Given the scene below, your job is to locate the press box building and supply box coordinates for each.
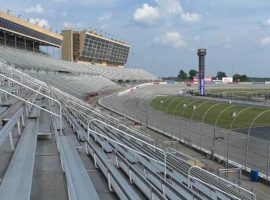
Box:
[62,29,130,67]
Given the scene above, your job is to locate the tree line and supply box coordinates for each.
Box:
[177,69,249,82]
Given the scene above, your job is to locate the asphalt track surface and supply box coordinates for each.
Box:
[234,126,270,140]
[100,83,270,178]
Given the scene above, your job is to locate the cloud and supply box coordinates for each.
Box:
[133,4,160,25]
[60,11,68,17]
[29,18,49,27]
[62,21,87,29]
[99,12,112,21]
[181,12,201,22]
[208,37,232,49]
[133,0,201,25]
[63,22,73,29]
[259,36,270,45]
[54,0,68,2]
[154,31,186,48]
[25,4,44,14]
[263,19,270,27]
[53,0,119,6]
[101,24,108,30]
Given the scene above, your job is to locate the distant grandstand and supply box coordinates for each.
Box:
[0,9,158,99]
[0,46,157,82]
[62,29,130,67]
[0,10,62,51]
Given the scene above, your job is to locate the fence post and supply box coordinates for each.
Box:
[267,143,270,181]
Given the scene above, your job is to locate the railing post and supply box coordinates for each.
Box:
[267,143,270,180]
[17,120,21,135]
[9,131,14,150]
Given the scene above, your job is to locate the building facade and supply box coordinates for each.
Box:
[62,30,130,67]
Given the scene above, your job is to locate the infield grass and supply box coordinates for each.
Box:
[150,95,270,129]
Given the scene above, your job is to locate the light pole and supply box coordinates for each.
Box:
[226,107,252,168]
[200,103,222,150]
[189,101,208,144]
[212,104,235,157]
[164,98,178,134]
[180,100,198,140]
[158,98,164,129]
[171,98,187,136]
[160,96,174,130]
[245,109,270,170]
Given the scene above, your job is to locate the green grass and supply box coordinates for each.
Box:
[207,88,270,97]
[150,96,270,129]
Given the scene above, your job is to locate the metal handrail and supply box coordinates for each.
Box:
[83,131,139,199]
[58,89,118,125]
[166,147,200,165]
[118,124,155,145]
[87,118,168,179]
[188,166,256,200]
[0,73,62,129]
[88,129,164,166]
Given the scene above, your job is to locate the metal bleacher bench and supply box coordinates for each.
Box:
[0,109,39,200]
[52,118,100,200]
[0,107,24,148]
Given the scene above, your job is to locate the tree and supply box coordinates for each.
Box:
[216,71,227,80]
[233,73,241,82]
[233,73,249,82]
[240,74,249,82]
[177,70,188,81]
[188,69,198,80]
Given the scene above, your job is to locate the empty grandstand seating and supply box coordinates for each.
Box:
[30,73,119,99]
[0,45,158,82]
[0,46,256,200]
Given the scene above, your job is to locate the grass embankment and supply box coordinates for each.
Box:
[150,96,270,129]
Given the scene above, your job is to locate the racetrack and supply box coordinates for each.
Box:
[99,82,270,179]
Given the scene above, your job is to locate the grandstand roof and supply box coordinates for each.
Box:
[0,11,63,47]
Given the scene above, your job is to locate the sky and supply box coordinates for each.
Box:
[1,0,270,78]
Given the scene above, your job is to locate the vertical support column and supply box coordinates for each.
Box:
[24,37,26,51]
[4,31,6,47]
[9,131,14,150]
[33,40,35,52]
[15,35,17,48]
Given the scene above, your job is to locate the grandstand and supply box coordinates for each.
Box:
[0,46,158,82]
[0,7,258,200]
[0,59,256,200]
[30,73,119,99]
